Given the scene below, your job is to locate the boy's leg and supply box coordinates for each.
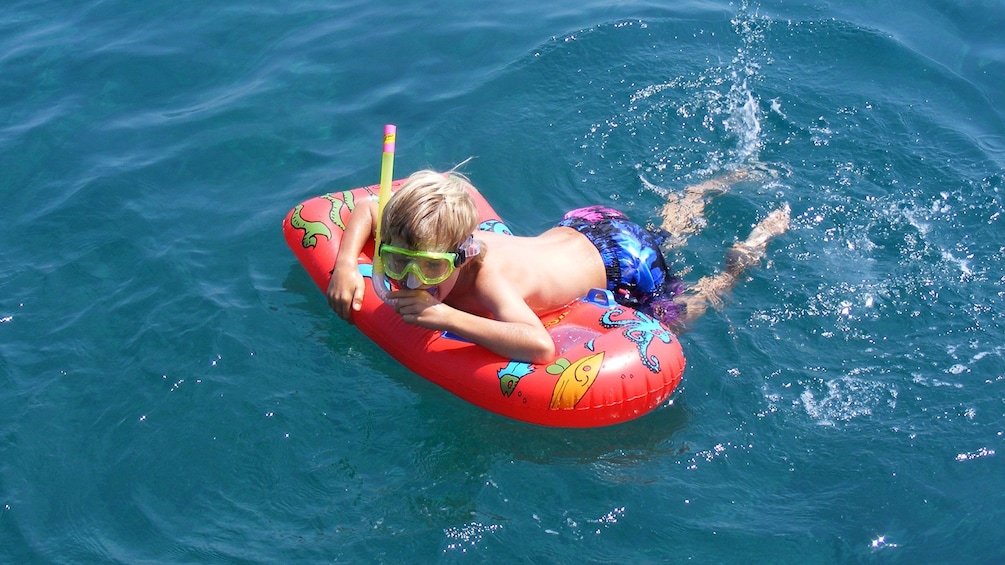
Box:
[660,169,751,248]
[669,204,790,333]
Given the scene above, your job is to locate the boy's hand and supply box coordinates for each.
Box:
[389,289,451,329]
[327,262,365,323]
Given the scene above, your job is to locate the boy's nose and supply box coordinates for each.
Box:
[404,272,422,290]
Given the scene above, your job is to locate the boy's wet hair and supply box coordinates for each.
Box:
[382,170,480,252]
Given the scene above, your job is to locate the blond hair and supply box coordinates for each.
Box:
[382,170,479,251]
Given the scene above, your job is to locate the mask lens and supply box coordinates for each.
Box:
[380,249,412,278]
[415,256,451,281]
[378,245,456,285]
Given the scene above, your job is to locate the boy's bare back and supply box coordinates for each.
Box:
[444,228,607,315]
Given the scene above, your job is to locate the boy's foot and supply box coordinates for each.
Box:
[725,204,791,274]
[661,169,751,244]
[683,167,757,197]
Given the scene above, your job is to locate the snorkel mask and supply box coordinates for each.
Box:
[378,235,481,289]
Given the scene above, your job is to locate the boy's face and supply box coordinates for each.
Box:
[378,241,459,288]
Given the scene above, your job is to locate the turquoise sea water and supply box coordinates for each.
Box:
[2,0,1004,562]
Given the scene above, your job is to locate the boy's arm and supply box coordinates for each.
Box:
[392,281,555,363]
[327,198,379,321]
[440,307,555,363]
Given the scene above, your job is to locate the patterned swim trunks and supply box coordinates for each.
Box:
[558,206,685,325]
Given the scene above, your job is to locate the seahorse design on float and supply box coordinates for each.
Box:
[289,204,331,248]
[289,191,358,248]
[600,307,673,373]
[323,191,355,231]
[548,352,604,410]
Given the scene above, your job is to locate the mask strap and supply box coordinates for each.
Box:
[454,235,481,267]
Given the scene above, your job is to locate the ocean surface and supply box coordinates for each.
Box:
[2,0,1004,562]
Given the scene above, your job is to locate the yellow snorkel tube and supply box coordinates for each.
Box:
[371,124,396,304]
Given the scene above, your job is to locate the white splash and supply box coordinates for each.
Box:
[443,522,502,552]
[870,535,899,549]
[955,447,995,462]
[800,374,897,425]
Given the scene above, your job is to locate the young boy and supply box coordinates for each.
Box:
[328,170,789,363]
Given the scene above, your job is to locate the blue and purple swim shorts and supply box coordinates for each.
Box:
[558,206,685,325]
